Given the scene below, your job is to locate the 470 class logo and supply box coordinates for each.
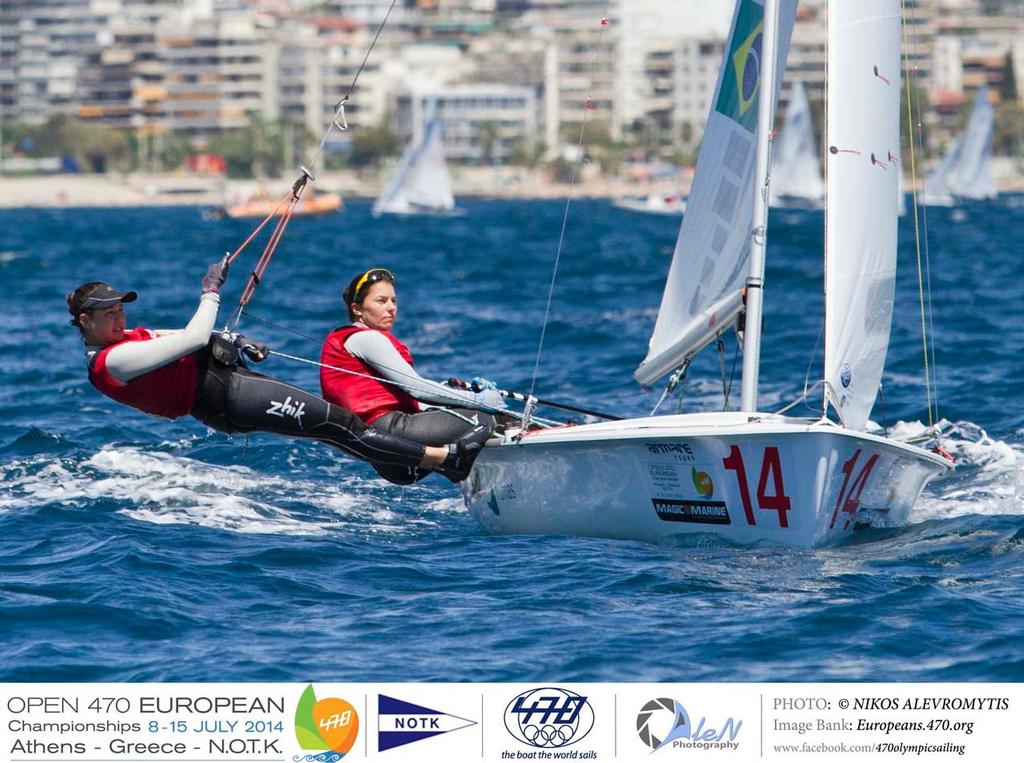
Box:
[293,685,358,761]
[504,688,594,749]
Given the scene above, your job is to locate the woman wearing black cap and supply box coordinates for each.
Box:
[320,268,503,484]
[67,258,484,482]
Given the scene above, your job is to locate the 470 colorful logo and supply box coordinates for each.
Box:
[294,685,358,761]
[504,688,594,749]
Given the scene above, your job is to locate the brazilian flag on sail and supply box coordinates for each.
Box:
[714,0,765,132]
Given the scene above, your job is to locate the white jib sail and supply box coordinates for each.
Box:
[373,112,455,215]
[824,0,902,431]
[770,80,825,204]
[949,85,995,200]
[635,0,798,386]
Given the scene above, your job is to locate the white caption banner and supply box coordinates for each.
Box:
[1,683,1019,761]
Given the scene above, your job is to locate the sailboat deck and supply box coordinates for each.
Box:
[510,411,952,471]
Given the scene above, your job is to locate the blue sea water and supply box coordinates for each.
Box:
[0,197,1022,682]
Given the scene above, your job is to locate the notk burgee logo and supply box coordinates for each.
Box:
[293,685,359,761]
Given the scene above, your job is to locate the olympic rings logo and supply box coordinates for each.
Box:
[504,688,595,749]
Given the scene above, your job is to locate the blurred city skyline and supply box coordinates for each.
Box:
[1,0,1021,179]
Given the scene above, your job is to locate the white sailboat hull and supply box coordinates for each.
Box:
[462,412,951,548]
[612,194,687,215]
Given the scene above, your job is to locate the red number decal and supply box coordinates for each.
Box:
[723,445,792,528]
[756,447,791,528]
[829,450,880,530]
[723,445,756,525]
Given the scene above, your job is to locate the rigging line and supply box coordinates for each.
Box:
[241,311,567,423]
[723,335,740,412]
[907,11,940,426]
[229,199,298,330]
[226,0,399,326]
[265,348,517,419]
[774,379,826,416]
[820,0,831,420]
[241,310,502,406]
[225,191,292,265]
[527,9,612,400]
[306,0,399,175]
[803,320,824,406]
[242,309,320,343]
[900,0,936,428]
[717,337,728,406]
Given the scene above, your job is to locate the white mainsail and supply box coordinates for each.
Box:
[635,0,798,385]
[373,112,456,216]
[949,85,996,200]
[770,80,825,206]
[823,0,902,431]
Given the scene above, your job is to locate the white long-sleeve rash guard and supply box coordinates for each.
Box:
[343,329,480,409]
[88,292,221,383]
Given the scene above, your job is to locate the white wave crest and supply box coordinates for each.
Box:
[890,419,1023,520]
[0,446,456,536]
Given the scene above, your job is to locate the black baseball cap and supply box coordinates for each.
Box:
[67,281,138,326]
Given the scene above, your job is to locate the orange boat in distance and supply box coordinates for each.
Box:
[214,188,343,220]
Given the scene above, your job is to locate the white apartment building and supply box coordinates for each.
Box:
[319,0,420,27]
[932,35,965,96]
[395,84,538,162]
[276,18,393,142]
[0,0,209,124]
[463,31,556,151]
[156,14,276,136]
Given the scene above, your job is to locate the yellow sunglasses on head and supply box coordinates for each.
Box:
[352,268,395,302]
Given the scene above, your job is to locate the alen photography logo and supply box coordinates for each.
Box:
[293,685,359,761]
[636,698,742,753]
[504,687,595,749]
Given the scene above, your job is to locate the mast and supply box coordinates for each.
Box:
[740,0,780,413]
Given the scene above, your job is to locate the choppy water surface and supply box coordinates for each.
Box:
[1,198,1022,681]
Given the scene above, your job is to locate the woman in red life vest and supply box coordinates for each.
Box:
[320,268,503,484]
[68,259,482,482]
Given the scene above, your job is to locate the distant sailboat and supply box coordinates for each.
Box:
[770,80,825,208]
[373,109,457,217]
[922,86,996,206]
[612,192,687,215]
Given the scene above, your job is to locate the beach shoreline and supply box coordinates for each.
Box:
[0,168,684,209]
[2,166,1022,209]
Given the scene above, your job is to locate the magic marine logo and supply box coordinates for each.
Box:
[293,685,358,761]
[378,694,476,752]
[715,0,765,131]
[637,698,742,753]
[504,688,594,749]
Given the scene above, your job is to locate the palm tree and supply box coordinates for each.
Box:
[476,120,501,165]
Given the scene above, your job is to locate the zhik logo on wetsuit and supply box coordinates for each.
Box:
[266,396,305,427]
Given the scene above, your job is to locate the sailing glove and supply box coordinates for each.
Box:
[471,376,498,391]
[201,256,229,295]
[473,388,506,410]
[233,334,269,363]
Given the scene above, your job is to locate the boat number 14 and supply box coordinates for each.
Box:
[722,446,878,530]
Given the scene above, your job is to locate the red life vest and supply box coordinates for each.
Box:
[320,325,421,424]
[88,328,200,419]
